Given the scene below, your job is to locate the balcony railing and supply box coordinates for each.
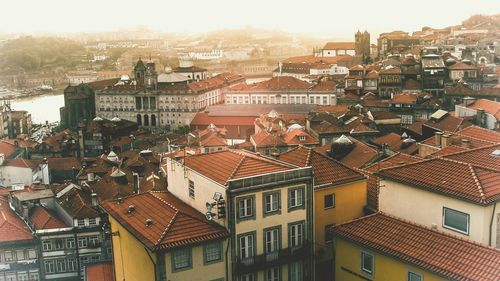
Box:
[236,242,310,273]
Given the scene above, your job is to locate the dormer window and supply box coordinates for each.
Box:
[299,135,306,141]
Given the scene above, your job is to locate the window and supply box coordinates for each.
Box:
[265,227,280,254]
[28,271,39,281]
[27,249,36,259]
[15,250,25,260]
[325,224,334,243]
[239,273,255,281]
[78,237,88,248]
[204,242,222,264]
[45,260,56,273]
[443,207,469,234]
[66,238,75,249]
[42,240,53,251]
[88,235,99,247]
[4,251,13,262]
[237,196,254,220]
[67,258,77,271]
[77,219,86,227]
[56,259,66,272]
[5,273,15,281]
[17,272,28,281]
[264,192,280,214]
[290,261,303,281]
[54,239,64,250]
[172,248,191,271]
[239,233,255,259]
[266,267,280,281]
[408,271,422,281]
[288,188,304,209]
[188,180,195,199]
[361,251,374,275]
[289,222,304,248]
[88,218,97,226]
[324,194,335,209]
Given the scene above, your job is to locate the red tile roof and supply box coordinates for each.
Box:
[58,188,99,219]
[85,262,114,281]
[314,137,379,169]
[47,157,81,171]
[424,114,472,133]
[331,213,500,281]
[371,133,418,155]
[448,61,478,70]
[0,197,33,243]
[282,55,357,64]
[29,205,67,230]
[427,145,467,157]
[458,125,500,143]
[191,112,256,127]
[377,157,500,205]
[101,192,229,251]
[464,99,500,119]
[279,146,365,187]
[441,143,500,171]
[200,134,227,147]
[3,158,40,169]
[0,141,18,158]
[323,42,356,50]
[391,93,417,104]
[181,150,295,185]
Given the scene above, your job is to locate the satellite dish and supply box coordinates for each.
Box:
[205,212,214,221]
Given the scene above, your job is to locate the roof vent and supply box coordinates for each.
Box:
[127,205,135,213]
[145,218,153,227]
[491,149,500,157]
[116,197,123,204]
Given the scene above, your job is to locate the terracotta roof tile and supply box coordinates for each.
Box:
[331,213,500,281]
[458,125,500,143]
[181,150,295,185]
[29,205,67,230]
[463,99,500,119]
[314,137,379,169]
[0,141,18,158]
[371,133,418,155]
[101,192,229,251]
[279,146,365,187]
[441,143,500,171]
[0,197,33,242]
[323,42,356,50]
[448,61,478,70]
[376,157,500,205]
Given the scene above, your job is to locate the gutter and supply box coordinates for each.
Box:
[489,202,497,247]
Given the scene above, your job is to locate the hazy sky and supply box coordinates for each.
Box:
[2,0,499,38]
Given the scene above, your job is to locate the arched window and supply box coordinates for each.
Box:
[151,114,157,126]
[136,114,142,125]
[144,114,149,126]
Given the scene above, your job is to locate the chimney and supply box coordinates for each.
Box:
[475,108,485,127]
[441,134,451,148]
[460,138,471,149]
[434,132,443,147]
[463,97,475,107]
[133,172,140,194]
[22,205,29,220]
[91,193,98,207]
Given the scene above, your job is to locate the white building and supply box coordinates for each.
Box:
[320,42,356,57]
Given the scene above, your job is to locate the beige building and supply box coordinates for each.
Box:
[377,156,500,247]
[165,149,314,281]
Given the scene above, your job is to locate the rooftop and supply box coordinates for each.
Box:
[180,150,296,185]
[101,191,229,251]
[331,213,500,281]
[29,205,68,230]
[279,146,365,187]
[376,157,500,205]
[0,197,33,243]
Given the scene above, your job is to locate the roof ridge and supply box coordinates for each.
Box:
[441,142,500,158]
[155,211,179,247]
[468,165,487,203]
[312,148,365,177]
[228,155,246,182]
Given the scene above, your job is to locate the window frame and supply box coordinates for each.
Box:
[288,186,305,211]
[171,247,192,272]
[407,270,423,281]
[237,231,256,259]
[236,195,255,222]
[324,193,335,209]
[263,226,282,254]
[360,251,374,276]
[289,261,303,281]
[263,191,281,216]
[188,180,195,199]
[442,207,470,235]
[288,221,305,248]
[203,241,223,265]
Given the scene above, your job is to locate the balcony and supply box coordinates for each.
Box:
[236,242,310,273]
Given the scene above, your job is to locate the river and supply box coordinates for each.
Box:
[10,93,64,124]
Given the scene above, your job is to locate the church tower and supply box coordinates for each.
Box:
[144,58,157,90]
[134,58,146,84]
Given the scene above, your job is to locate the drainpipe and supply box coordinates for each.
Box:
[489,202,497,247]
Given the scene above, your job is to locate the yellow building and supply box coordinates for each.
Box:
[279,146,367,279]
[165,149,314,281]
[331,213,500,281]
[101,191,229,281]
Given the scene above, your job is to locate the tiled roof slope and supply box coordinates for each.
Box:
[458,125,500,143]
[442,143,500,171]
[279,146,365,187]
[0,197,33,243]
[181,150,295,185]
[331,213,500,281]
[376,157,500,205]
[101,192,229,251]
[314,138,379,169]
[85,262,114,281]
[29,205,67,230]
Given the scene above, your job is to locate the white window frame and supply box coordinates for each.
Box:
[407,271,423,281]
[239,234,254,259]
[361,251,374,275]
[443,207,470,235]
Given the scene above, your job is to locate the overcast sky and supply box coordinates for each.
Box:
[2,0,499,38]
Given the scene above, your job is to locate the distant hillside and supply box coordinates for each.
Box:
[0,36,85,75]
